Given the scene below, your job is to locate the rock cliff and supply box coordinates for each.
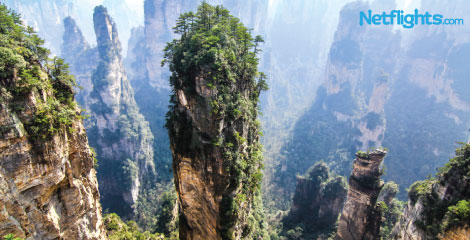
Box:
[275,0,470,204]
[336,149,386,240]
[84,6,156,218]
[62,17,99,110]
[391,143,470,239]
[0,5,106,239]
[282,162,347,239]
[273,1,399,199]
[164,3,268,239]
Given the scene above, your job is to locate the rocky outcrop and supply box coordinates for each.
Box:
[377,182,403,239]
[390,199,427,240]
[0,104,106,240]
[274,0,470,203]
[282,162,347,238]
[0,6,106,239]
[61,17,99,109]
[336,149,386,240]
[273,1,399,198]
[391,143,470,239]
[3,0,145,55]
[165,3,267,239]
[83,6,156,218]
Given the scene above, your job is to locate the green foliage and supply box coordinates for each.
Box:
[0,4,79,141]
[90,147,99,168]
[163,2,268,239]
[306,162,329,183]
[438,142,470,180]
[3,234,23,240]
[403,143,470,238]
[407,180,435,205]
[356,150,370,159]
[121,159,139,191]
[104,213,164,240]
[154,190,178,237]
[379,199,404,239]
[285,226,303,240]
[281,163,346,239]
[444,200,470,230]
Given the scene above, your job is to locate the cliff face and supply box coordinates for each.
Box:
[0,6,106,239]
[391,143,470,239]
[336,149,386,240]
[83,6,156,218]
[62,17,99,110]
[273,1,398,198]
[282,162,347,238]
[0,103,106,240]
[382,0,470,198]
[275,0,470,202]
[165,3,267,239]
[3,0,144,55]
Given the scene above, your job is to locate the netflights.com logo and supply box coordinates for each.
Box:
[360,9,464,28]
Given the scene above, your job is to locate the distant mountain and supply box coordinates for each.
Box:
[274,0,470,201]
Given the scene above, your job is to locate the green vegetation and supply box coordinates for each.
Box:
[378,182,404,239]
[154,190,178,237]
[404,143,470,239]
[444,200,470,230]
[356,150,370,160]
[0,4,81,141]
[163,2,268,239]
[281,162,347,239]
[3,234,23,240]
[84,5,160,225]
[104,213,165,240]
[407,179,436,205]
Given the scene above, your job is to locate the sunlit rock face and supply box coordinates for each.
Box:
[336,149,387,240]
[0,107,107,239]
[0,11,106,237]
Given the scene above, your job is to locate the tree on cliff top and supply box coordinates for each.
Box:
[162,1,267,100]
[162,2,269,239]
[0,4,80,141]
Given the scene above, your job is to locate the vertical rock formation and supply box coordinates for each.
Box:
[84,6,156,218]
[336,149,386,240]
[382,0,470,198]
[165,3,268,239]
[125,0,203,186]
[0,6,106,239]
[3,0,145,55]
[273,1,399,199]
[62,17,99,109]
[282,162,347,239]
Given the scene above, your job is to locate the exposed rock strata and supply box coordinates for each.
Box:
[336,149,386,240]
[0,107,107,239]
[165,4,267,239]
[0,7,106,238]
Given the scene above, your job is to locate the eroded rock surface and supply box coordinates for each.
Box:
[336,149,386,240]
